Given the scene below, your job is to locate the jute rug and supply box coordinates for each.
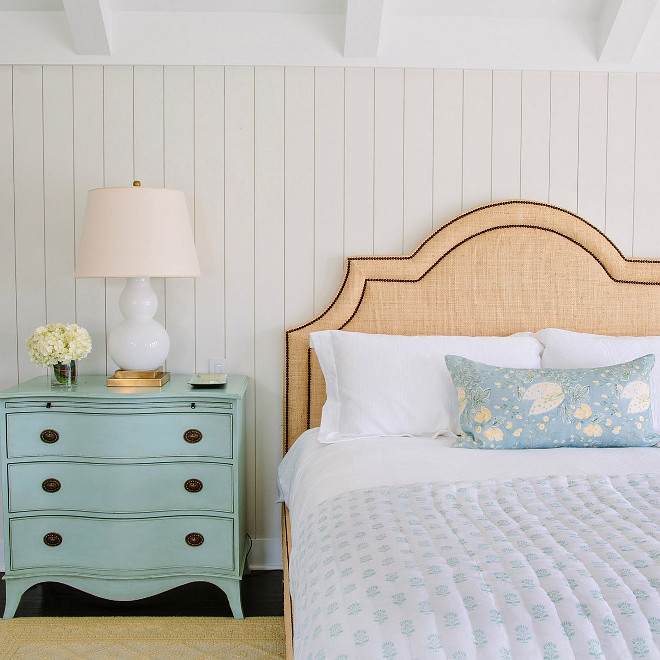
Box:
[0,616,286,659]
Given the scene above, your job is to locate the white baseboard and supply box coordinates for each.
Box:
[247,537,283,570]
[0,537,282,574]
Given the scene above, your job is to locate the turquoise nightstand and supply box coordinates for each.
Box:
[0,374,249,619]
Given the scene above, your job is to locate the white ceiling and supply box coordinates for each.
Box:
[0,0,605,15]
[1,0,660,71]
[388,1,604,19]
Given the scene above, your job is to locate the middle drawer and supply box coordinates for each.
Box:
[8,461,234,514]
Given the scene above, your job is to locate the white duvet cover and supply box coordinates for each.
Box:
[279,430,660,659]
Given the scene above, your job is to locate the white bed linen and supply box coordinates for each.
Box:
[279,428,660,534]
[279,430,660,659]
[310,331,543,441]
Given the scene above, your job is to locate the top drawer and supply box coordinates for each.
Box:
[6,412,232,459]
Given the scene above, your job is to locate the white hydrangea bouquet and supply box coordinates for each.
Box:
[27,323,92,386]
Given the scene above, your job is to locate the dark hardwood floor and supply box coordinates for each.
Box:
[0,571,284,617]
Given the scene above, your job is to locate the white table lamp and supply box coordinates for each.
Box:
[75,182,200,380]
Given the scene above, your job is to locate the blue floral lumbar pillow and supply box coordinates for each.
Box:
[445,353,659,449]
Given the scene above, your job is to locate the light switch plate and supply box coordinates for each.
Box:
[209,358,227,374]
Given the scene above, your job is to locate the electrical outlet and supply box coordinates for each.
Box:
[208,358,227,374]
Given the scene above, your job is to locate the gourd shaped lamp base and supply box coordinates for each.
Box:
[108,277,169,371]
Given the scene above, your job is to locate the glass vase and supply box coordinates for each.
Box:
[50,360,77,388]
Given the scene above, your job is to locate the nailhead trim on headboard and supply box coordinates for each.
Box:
[283,200,660,452]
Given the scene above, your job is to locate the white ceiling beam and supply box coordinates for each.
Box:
[598,0,659,63]
[62,0,112,55]
[344,0,384,58]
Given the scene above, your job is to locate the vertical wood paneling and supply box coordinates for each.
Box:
[577,72,608,230]
[0,66,17,391]
[13,66,45,382]
[163,66,196,374]
[433,69,463,225]
[491,70,522,201]
[605,73,637,256]
[73,66,106,376]
[0,67,9,566]
[133,66,165,327]
[374,68,404,255]
[103,66,134,372]
[133,66,164,187]
[43,67,75,327]
[3,65,660,569]
[344,67,374,257]
[403,68,433,252]
[102,67,133,195]
[255,66,284,543]
[284,67,315,325]
[521,70,551,202]
[633,74,660,258]
[225,66,256,533]
[549,71,579,212]
[194,66,225,371]
[314,67,344,312]
[462,70,492,211]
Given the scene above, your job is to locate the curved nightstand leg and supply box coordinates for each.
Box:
[218,579,244,619]
[3,581,25,619]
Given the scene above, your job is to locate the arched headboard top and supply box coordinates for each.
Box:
[284,200,660,452]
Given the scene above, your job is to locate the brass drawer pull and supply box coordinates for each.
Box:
[184,479,203,493]
[185,532,204,547]
[40,429,59,444]
[42,478,61,493]
[183,429,202,443]
[43,532,62,547]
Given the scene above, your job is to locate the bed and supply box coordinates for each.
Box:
[280,200,660,659]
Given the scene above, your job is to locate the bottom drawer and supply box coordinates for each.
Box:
[9,516,235,572]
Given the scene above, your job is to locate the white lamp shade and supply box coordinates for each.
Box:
[75,186,201,278]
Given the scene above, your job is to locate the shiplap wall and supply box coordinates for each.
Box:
[1,66,660,569]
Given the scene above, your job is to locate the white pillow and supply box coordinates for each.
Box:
[310,330,544,443]
[536,328,660,433]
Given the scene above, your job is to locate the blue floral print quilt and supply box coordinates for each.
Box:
[290,474,660,659]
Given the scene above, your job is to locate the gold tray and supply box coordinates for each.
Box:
[107,372,170,387]
[112,368,164,379]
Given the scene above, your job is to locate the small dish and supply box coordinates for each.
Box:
[187,373,227,388]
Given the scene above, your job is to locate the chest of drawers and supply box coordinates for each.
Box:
[1,374,249,619]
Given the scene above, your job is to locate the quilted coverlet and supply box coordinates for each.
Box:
[291,474,660,659]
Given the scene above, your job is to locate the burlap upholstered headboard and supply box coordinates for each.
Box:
[283,200,660,453]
